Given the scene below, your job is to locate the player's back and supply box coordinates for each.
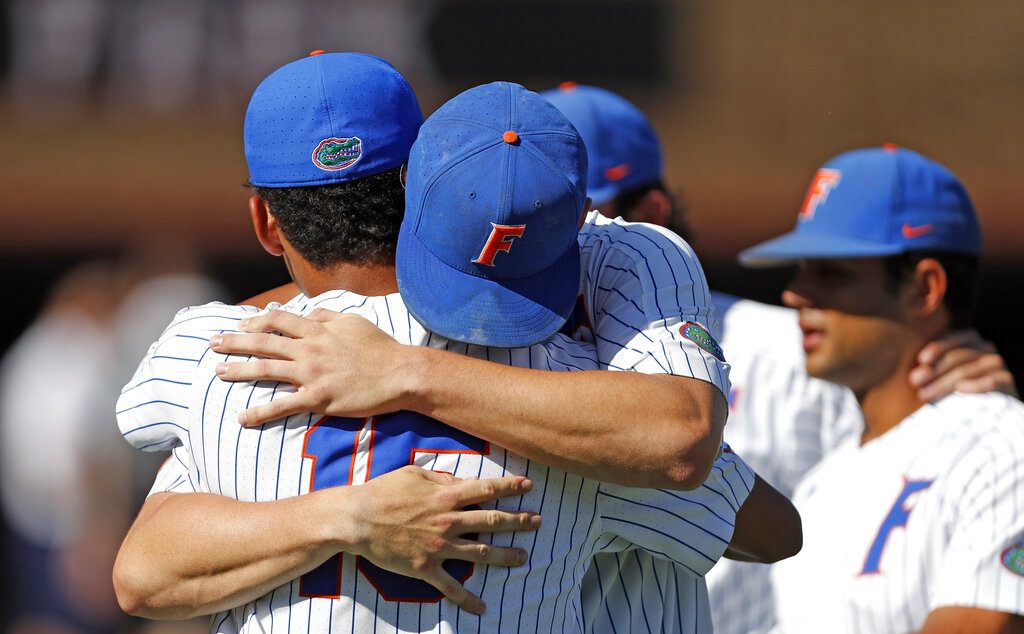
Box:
[117,290,749,634]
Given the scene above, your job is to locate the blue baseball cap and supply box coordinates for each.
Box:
[739,145,982,267]
[397,82,588,347]
[244,51,423,187]
[541,83,662,205]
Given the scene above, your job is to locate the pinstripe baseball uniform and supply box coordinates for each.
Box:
[705,293,862,634]
[118,261,747,633]
[566,213,747,634]
[771,392,1024,632]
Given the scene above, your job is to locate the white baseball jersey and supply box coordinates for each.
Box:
[567,213,748,634]
[772,392,1024,633]
[705,293,862,634]
[118,211,747,634]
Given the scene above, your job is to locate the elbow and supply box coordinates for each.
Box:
[662,390,728,490]
[761,512,803,564]
[664,434,720,490]
[113,554,150,617]
[113,550,198,620]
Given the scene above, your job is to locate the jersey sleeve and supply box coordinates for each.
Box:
[582,217,730,396]
[595,445,755,577]
[930,434,1024,615]
[116,302,259,452]
[147,444,200,497]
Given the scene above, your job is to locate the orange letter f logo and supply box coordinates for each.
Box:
[799,168,842,221]
[472,223,526,266]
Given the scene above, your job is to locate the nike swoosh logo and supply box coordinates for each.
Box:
[902,223,934,239]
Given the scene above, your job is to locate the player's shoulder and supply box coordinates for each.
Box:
[161,301,261,337]
[579,210,699,264]
[926,392,1024,440]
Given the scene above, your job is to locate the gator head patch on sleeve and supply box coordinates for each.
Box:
[1002,545,1024,577]
[680,321,725,362]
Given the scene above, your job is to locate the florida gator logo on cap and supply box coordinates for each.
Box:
[313,136,363,171]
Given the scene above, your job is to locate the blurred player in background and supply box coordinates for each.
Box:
[541,83,1019,634]
[115,54,789,631]
[741,146,1024,632]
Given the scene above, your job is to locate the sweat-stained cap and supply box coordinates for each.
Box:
[396,82,588,347]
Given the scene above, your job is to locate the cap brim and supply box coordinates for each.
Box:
[738,230,906,267]
[587,183,618,207]
[396,226,580,347]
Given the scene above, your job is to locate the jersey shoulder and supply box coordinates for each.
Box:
[924,392,1024,445]
[578,210,699,264]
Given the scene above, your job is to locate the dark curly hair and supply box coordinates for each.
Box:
[249,166,405,269]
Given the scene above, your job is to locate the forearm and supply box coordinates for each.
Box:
[724,475,802,563]
[402,347,727,489]
[114,488,355,619]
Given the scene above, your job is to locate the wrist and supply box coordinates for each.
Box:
[396,345,440,414]
[314,486,368,556]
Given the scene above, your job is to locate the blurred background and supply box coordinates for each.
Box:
[0,0,1021,631]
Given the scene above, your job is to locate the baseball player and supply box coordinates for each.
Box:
[738,145,1024,632]
[539,83,1020,634]
[116,56,762,632]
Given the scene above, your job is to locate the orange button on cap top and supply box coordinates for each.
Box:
[309,49,326,56]
[882,142,899,152]
[503,130,520,144]
[559,81,578,91]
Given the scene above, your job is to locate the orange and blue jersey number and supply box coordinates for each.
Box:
[299,412,488,601]
[860,478,933,575]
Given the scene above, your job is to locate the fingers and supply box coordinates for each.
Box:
[445,538,530,566]
[451,476,533,507]
[419,469,460,484]
[210,332,298,360]
[422,569,486,615]
[916,353,1013,402]
[307,308,345,323]
[238,310,321,338]
[953,370,1019,399]
[449,509,542,535]
[916,329,987,366]
[236,395,311,426]
[216,358,298,384]
[929,347,984,381]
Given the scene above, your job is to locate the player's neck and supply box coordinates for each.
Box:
[299,262,399,298]
[856,353,925,445]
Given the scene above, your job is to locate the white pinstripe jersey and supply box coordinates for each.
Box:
[117,213,748,633]
[772,392,1024,633]
[705,294,862,634]
[567,214,753,634]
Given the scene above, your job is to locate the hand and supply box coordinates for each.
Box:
[341,465,539,614]
[909,329,1018,402]
[209,309,419,425]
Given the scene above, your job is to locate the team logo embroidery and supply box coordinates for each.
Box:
[472,223,526,266]
[1001,545,1024,577]
[312,137,363,171]
[680,322,725,362]
[799,168,841,221]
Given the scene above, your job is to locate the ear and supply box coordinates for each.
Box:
[579,197,593,229]
[625,188,672,227]
[249,195,285,257]
[904,257,948,321]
